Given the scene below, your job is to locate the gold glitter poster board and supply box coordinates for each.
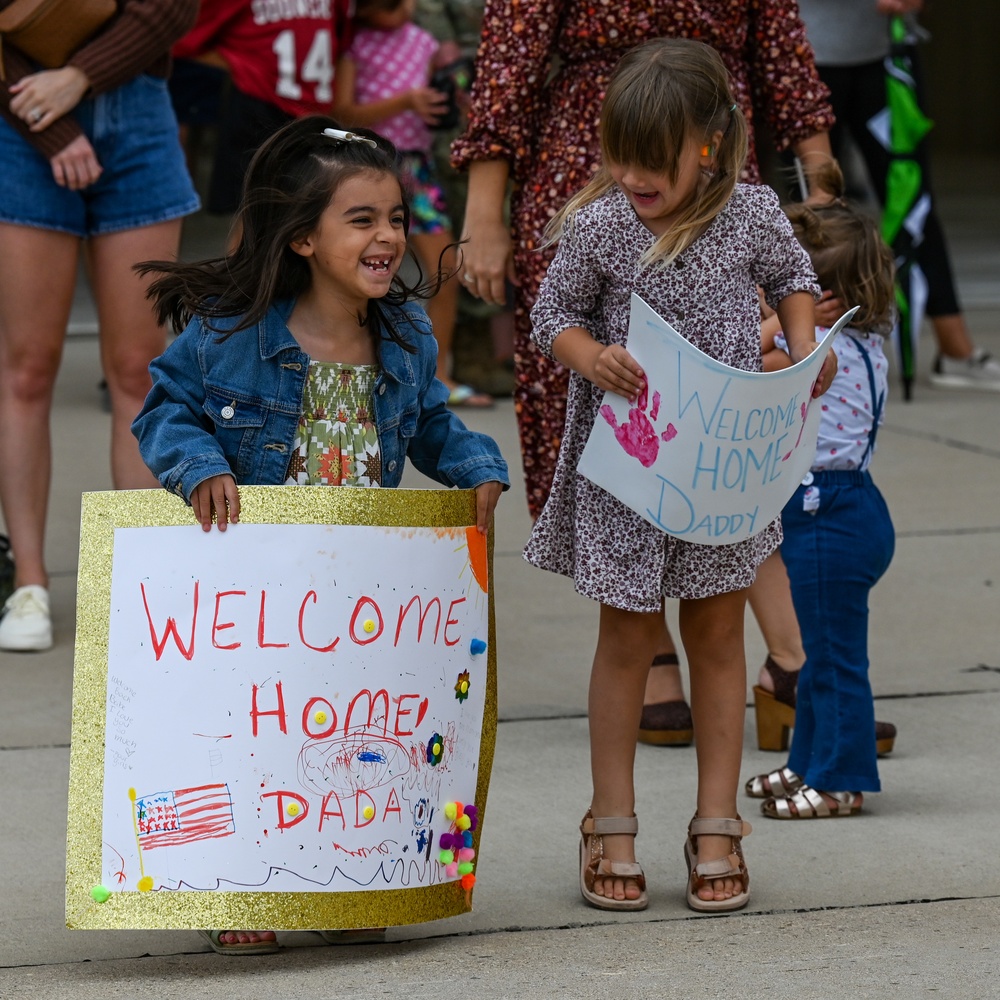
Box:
[66,487,497,930]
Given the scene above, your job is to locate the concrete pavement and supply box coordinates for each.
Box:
[2,169,1000,998]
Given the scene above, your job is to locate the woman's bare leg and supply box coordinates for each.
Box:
[643,613,686,704]
[747,550,805,685]
[87,220,182,488]
[0,223,80,588]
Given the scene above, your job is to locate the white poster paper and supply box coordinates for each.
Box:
[99,521,489,895]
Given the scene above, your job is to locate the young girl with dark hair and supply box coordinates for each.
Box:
[132,115,508,953]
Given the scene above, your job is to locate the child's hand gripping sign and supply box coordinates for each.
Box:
[578,295,856,545]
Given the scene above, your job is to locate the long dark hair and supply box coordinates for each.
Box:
[137,116,447,349]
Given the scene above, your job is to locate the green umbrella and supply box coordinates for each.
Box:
[874,15,934,400]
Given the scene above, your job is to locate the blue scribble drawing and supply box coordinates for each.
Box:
[297,729,412,798]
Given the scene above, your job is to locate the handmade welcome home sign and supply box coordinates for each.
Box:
[578,295,856,545]
[66,487,496,930]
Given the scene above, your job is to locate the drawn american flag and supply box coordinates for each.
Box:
[134,783,235,850]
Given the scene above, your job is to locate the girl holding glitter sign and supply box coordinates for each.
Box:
[133,115,508,954]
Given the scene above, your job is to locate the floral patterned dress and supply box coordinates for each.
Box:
[523,184,820,609]
[284,363,382,487]
[452,0,834,518]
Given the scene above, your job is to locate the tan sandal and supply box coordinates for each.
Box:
[684,816,751,913]
[197,929,279,956]
[744,765,803,799]
[762,786,862,819]
[579,811,648,911]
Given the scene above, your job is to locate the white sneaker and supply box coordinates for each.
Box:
[929,349,1000,391]
[0,585,53,651]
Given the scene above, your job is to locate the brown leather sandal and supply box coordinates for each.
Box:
[579,811,648,911]
[754,657,897,756]
[753,656,799,752]
[638,653,693,746]
[684,816,751,913]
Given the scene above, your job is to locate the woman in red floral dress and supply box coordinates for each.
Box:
[452,0,835,520]
[451,0,836,730]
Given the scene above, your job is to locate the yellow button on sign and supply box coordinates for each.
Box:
[363,619,376,633]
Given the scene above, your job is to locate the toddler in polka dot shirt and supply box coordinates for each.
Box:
[755,161,898,821]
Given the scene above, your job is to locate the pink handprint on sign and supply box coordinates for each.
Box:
[781,401,809,461]
[600,384,678,468]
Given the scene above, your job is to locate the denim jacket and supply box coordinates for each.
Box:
[133,299,509,502]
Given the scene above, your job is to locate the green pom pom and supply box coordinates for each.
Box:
[439,849,454,865]
[457,862,475,875]
[90,885,111,904]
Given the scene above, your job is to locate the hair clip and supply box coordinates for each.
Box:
[322,127,378,148]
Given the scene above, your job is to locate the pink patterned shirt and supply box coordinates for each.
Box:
[348,22,438,152]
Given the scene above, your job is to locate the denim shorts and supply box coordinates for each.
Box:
[0,74,200,237]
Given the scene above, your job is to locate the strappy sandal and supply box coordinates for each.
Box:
[754,657,898,756]
[752,656,798,752]
[762,786,862,819]
[579,811,648,911]
[684,816,751,913]
[744,765,803,799]
[197,929,280,956]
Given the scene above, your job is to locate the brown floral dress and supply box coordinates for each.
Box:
[523,184,820,609]
[452,0,834,518]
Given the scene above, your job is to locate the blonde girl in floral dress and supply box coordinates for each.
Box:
[525,40,834,914]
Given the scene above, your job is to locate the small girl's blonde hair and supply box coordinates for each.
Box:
[545,38,748,266]
[784,162,896,335]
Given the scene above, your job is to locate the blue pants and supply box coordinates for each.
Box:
[780,471,894,792]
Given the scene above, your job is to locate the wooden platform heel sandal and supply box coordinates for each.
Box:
[752,656,797,752]
[684,816,751,913]
[874,721,897,757]
[754,657,898,756]
[579,811,648,911]
[638,653,693,746]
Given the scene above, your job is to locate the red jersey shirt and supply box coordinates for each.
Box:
[175,0,354,117]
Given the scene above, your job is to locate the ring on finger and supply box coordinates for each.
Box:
[29,108,43,123]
